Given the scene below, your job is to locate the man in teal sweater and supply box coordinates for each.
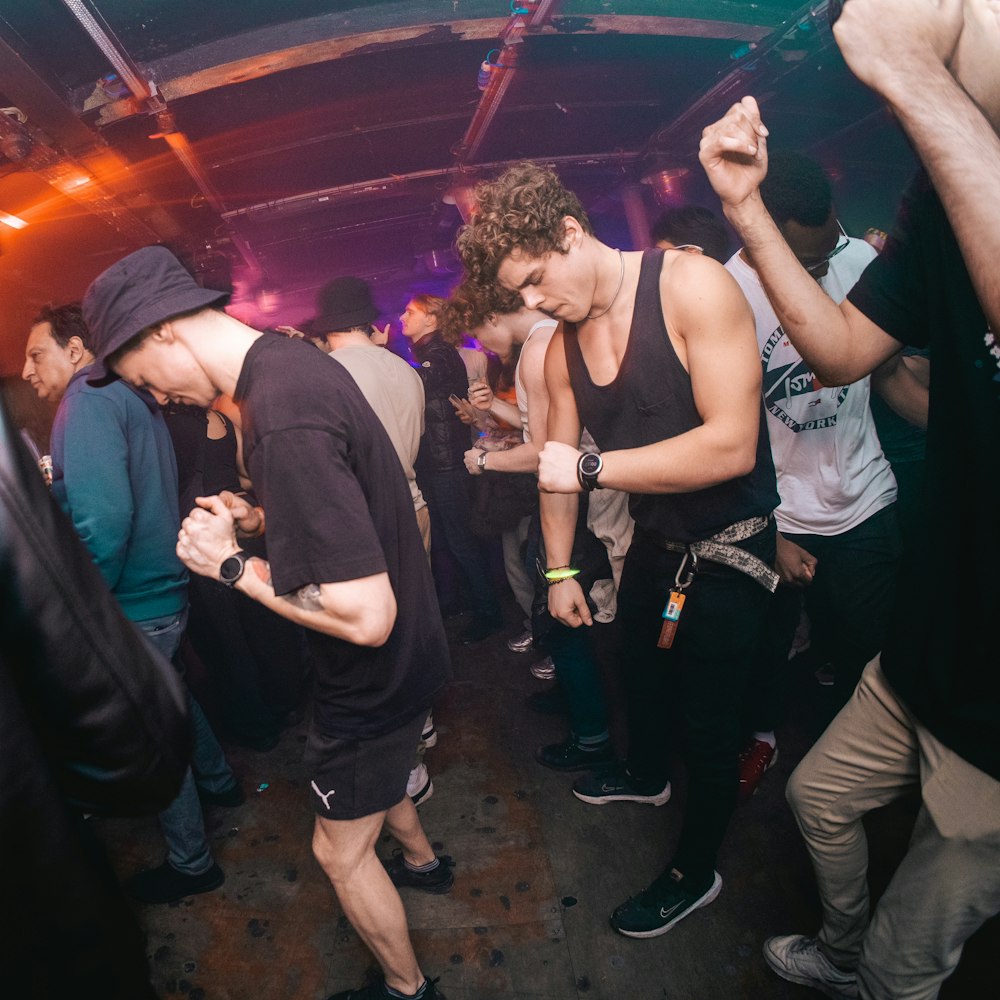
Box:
[23,303,238,903]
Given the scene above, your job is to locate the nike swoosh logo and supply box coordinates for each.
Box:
[659,901,686,920]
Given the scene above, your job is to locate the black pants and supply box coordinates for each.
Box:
[746,503,901,731]
[618,524,775,888]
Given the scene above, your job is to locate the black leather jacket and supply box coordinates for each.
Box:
[1,394,189,996]
[411,333,472,475]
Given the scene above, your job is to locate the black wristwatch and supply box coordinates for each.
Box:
[219,550,251,588]
[577,452,604,492]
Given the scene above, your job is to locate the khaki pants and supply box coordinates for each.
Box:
[787,657,1000,1000]
[416,503,431,562]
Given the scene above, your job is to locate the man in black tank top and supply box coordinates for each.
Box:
[458,163,779,941]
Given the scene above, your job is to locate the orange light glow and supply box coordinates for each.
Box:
[53,173,93,193]
[0,211,28,229]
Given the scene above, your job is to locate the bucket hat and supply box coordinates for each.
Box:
[83,245,229,384]
[313,276,378,334]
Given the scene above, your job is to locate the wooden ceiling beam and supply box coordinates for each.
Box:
[89,14,776,126]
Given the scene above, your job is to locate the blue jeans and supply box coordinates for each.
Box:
[420,467,500,619]
[137,608,235,875]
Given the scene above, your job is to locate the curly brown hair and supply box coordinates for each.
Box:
[441,278,523,344]
[455,162,593,286]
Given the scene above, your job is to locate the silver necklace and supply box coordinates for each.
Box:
[586,249,624,321]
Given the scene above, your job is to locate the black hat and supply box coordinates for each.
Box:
[313,276,378,334]
[82,246,229,385]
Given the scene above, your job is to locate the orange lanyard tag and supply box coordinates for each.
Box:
[657,590,686,649]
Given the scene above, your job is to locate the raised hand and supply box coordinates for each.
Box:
[699,96,769,211]
[833,0,963,99]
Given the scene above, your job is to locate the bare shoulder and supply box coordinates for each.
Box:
[659,247,732,291]
[521,324,554,371]
[660,250,750,332]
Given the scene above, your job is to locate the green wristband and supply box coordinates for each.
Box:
[544,566,580,583]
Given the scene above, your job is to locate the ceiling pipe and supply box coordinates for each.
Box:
[59,0,261,280]
[452,0,558,173]
[58,0,156,106]
[221,151,639,221]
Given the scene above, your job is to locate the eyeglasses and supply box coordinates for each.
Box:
[801,222,850,275]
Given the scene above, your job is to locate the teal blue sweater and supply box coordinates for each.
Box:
[51,367,187,623]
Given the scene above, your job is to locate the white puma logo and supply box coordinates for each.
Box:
[311,780,336,810]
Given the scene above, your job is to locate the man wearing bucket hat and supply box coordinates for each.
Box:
[22,298,239,906]
[83,246,451,1000]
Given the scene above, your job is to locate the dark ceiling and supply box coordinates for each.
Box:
[0,0,916,375]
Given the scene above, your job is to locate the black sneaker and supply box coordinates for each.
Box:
[127,861,224,904]
[326,974,445,1000]
[610,870,722,938]
[572,763,671,806]
[535,737,614,771]
[381,851,454,895]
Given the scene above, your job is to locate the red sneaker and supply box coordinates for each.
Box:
[737,739,778,803]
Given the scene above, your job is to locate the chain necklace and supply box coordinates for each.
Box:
[585,249,624,321]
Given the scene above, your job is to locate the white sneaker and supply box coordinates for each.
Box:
[530,655,555,681]
[421,712,438,749]
[407,763,434,806]
[763,935,859,1000]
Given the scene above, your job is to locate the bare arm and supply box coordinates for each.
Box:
[540,330,591,626]
[834,0,1000,334]
[177,495,396,646]
[237,560,396,647]
[700,97,902,384]
[871,352,930,429]
[463,333,550,475]
[595,254,763,492]
[468,382,523,427]
[465,440,540,475]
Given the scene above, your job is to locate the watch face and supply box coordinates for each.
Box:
[220,554,245,585]
[581,453,601,476]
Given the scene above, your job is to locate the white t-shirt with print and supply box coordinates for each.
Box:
[726,238,896,536]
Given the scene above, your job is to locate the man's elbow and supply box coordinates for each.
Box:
[344,599,396,647]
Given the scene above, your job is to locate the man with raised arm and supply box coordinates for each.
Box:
[699,2,1000,997]
[81,246,450,1000]
[458,163,779,938]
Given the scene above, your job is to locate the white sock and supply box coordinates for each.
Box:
[752,731,776,748]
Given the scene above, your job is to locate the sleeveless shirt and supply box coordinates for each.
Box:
[563,248,778,543]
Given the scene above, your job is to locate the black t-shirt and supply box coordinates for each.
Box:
[848,172,1000,779]
[233,335,450,738]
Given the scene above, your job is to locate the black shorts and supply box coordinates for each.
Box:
[305,711,425,820]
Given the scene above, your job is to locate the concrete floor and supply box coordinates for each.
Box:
[95,604,997,1000]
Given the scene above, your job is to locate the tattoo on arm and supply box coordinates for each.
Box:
[283,582,324,612]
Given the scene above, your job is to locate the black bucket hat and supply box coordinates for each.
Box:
[83,245,229,385]
[313,276,378,334]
